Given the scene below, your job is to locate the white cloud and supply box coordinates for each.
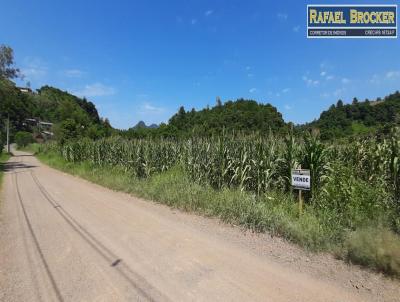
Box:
[21,57,48,80]
[205,10,213,17]
[73,83,116,97]
[282,88,290,93]
[284,104,292,110]
[341,78,350,84]
[22,67,47,79]
[141,102,165,114]
[319,71,334,81]
[319,62,336,81]
[320,92,330,98]
[302,75,319,87]
[386,71,400,79]
[247,73,254,78]
[191,18,197,25]
[63,69,85,78]
[369,74,380,84]
[334,88,345,97]
[277,13,288,21]
[136,102,171,124]
[293,26,300,32]
[245,66,251,71]
[319,61,334,74]
[249,88,257,93]
[368,71,399,85]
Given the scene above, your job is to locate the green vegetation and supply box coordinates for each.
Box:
[0,152,10,187]
[36,86,114,141]
[345,226,400,276]
[14,131,34,148]
[2,42,400,143]
[121,99,286,138]
[121,92,400,140]
[305,92,400,140]
[1,45,113,146]
[168,99,285,135]
[35,127,400,276]
[35,150,341,250]
[0,45,20,80]
[4,43,400,276]
[2,44,400,144]
[0,79,114,144]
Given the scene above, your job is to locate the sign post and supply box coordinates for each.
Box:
[291,168,311,215]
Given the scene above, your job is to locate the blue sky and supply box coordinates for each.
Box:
[1,0,399,129]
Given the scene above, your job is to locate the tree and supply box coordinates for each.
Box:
[14,131,34,147]
[55,119,80,144]
[336,99,344,108]
[0,45,21,80]
[352,97,359,105]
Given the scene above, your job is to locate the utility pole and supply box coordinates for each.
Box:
[6,115,10,153]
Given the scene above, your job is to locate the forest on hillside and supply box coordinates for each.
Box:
[121,93,400,140]
[1,44,400,145]
[305,92,400,140]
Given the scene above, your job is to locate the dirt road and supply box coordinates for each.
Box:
[0,151,399,301]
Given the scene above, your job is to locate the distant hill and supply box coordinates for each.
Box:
[120,98,285,138]
[0,80,112,143]
[36,86,101,124]
[3,73,400,143]
[306,91,400,140]
[133,121,158,129]
[168,98,286,136]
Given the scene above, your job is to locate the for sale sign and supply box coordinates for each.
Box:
[291,169,311,190]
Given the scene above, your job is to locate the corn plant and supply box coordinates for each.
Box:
[302,131,330,197]
[46,127,399,208]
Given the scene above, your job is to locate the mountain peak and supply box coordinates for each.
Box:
[133,121,159,129]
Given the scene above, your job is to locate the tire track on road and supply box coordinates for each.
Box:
[30,170,169,302]
[13,172,64,302]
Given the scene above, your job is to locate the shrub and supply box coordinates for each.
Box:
[14,131,34,147]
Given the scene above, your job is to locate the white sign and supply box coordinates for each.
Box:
[291,169,311,190]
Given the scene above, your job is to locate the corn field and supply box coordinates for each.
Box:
[40,128,400,207]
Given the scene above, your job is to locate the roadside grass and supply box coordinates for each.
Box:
[0,152,11,188]
[345,226,400,276]
[18,143,40,154]
[36,150,400,277]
